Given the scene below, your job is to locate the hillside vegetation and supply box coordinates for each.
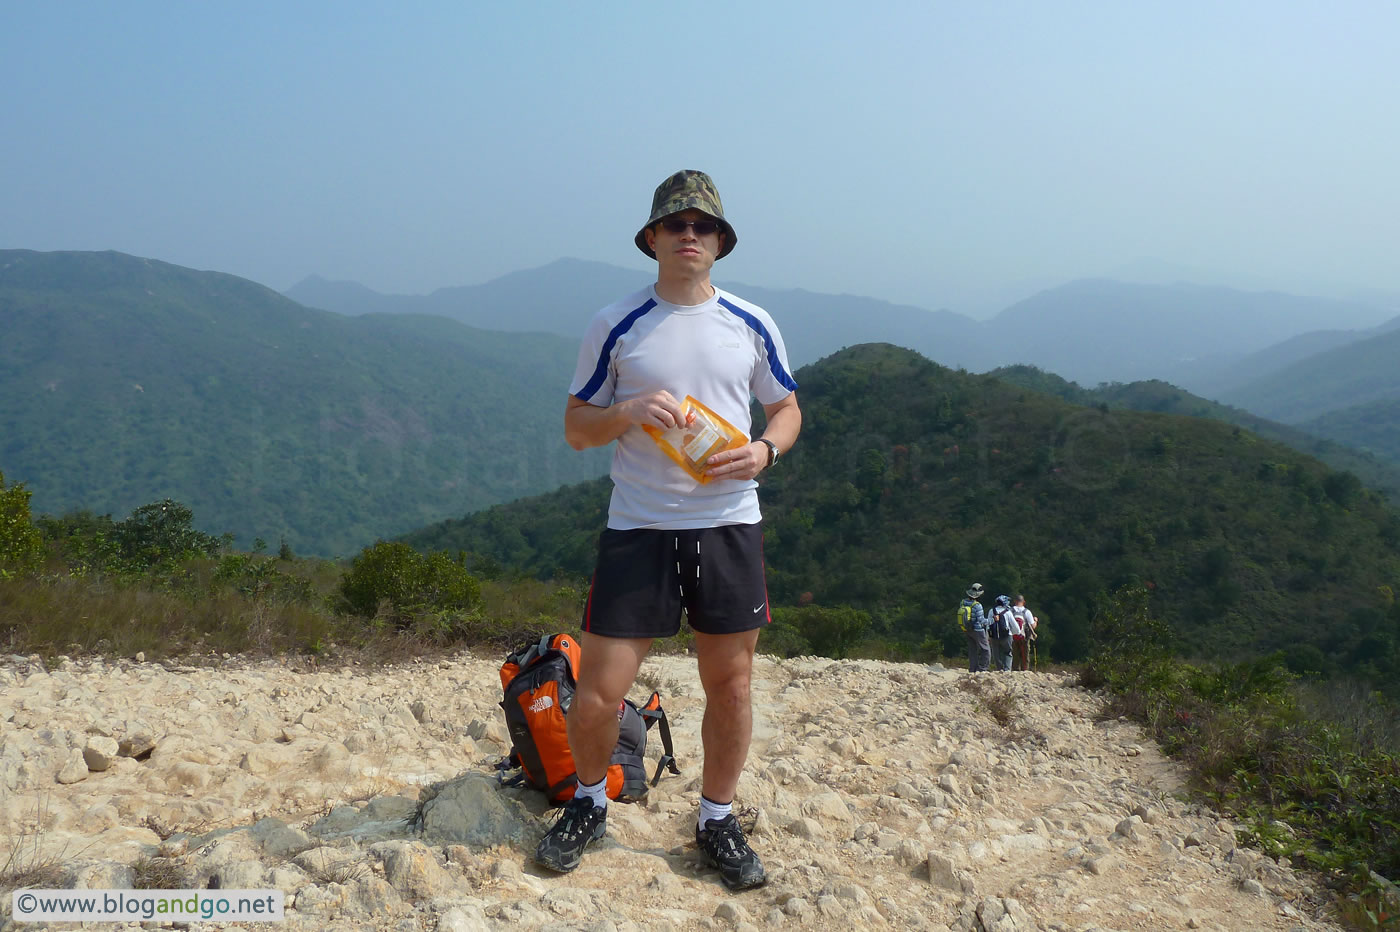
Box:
[1302,399,1400,468]
[406,344,1400,691]
[0,250,608,556]
[990,366,1400,503]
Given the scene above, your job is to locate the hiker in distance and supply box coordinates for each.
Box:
[989,594,1016,671]
[536,169,801,890]
[959,583,991,672]
[1010,593,1037,671]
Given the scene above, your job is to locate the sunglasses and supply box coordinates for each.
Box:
[658,217,722,236]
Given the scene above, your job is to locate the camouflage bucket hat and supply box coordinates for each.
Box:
[634,169,737,260]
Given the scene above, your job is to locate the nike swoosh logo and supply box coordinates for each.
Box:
[752,603,766,614]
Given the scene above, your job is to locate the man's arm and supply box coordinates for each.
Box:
[564,392,688,451]
[702,392,802,482]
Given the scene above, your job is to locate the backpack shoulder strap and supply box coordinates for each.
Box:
[637,691,680,786]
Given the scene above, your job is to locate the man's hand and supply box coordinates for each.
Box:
[703,441,770,482]
[565,391,690,450]
[619,391,689,430]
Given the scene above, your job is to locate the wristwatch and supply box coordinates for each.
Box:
[757,438,779,468]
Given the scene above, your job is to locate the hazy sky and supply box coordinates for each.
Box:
[3,2,1397,316]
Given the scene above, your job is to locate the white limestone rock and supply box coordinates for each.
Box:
[83,735,120,771]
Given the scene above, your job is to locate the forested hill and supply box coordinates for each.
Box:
[0,249,608,555]
[405,344,1400,690]
[988,365,1400,504]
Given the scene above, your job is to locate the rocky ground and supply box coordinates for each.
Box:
[0,649,1345,931]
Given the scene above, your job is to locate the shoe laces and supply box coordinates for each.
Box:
[703,817,751,860]
[552,798,601,841]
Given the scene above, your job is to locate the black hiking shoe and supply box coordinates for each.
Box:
[535,797,606,873]
[696,814,767,890]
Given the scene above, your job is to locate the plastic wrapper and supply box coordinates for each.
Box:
[642,395,748,484]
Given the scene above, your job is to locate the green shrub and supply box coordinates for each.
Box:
[35,509,120,575]
[770,604,871,659]
[0,471,45,580]
[338,541,480,621]
[214,552,318,605]
[758,620,812,658]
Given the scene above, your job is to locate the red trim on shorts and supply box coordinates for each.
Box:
[583,573,596,632]
[762,532,771,625]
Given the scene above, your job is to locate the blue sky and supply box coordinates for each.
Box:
[3,1,1397,316]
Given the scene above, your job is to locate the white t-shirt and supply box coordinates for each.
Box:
[568,285,797,529]
[1011,606,1035,636]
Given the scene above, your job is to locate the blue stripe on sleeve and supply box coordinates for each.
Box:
[718,297,798,392]
[575,298,657,401]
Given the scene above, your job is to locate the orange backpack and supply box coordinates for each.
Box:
[496,633,678,803]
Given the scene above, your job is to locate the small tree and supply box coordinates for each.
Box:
[339,541,480,622]
[113,500,223,568]
[0,470,45,579]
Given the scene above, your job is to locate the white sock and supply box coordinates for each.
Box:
[698,795,732,830]
[574,777,609,811]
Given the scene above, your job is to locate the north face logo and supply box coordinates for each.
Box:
[529,695,554,714]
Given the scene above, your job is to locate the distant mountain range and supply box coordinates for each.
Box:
[0,250,609,556]
[287,261,1397,418]
[287,258,987,378]
[1216,325,1400,423]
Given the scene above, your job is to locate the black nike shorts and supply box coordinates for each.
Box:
[581,523,771,638]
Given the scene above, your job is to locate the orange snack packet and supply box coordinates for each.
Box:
[642,395,748,484]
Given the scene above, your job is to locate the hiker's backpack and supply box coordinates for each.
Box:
[990,606,1011,639]
[957,601,975,633]
[496,633,679,804]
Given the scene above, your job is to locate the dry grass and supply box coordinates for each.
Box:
[0,575,335,660]
[301,848,368,886]
[131,855,189,890]
[0,551,597,670]
[0,795,71,895]
[0,836,67,894]
[635,666,665,694]
[957,675,1022,730]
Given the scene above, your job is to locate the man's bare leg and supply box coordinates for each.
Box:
[567,632,652,783]
[536,632,651,873]
[694,628,761,802]
[692,627,766,889]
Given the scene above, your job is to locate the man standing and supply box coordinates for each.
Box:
[960,583,990,672]
[1011,594,1037,671]
[535,170,800,891]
